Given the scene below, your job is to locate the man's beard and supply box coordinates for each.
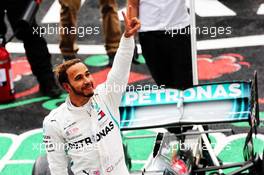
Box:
[69,83,94,98]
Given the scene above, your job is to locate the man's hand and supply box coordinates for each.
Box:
[122,5,141,38]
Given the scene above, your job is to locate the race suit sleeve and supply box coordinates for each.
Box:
[43,117,68,175]
[100,35,135,118]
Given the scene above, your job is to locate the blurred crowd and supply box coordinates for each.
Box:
[0,0,193,98]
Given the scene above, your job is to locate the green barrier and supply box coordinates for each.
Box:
[11,133,45,160]
[123,130,156,171]
[0,137,13,159]
[1,164,33,175]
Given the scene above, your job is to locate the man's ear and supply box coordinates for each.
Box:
[62,83,71,93]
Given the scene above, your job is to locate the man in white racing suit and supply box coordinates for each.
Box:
[43,6,140,175]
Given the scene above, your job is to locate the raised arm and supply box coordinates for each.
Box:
[102,6,141,109]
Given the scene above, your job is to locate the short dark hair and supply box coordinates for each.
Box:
[54,58,81,87]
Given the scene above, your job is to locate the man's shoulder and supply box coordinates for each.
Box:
[95,83,106,92]
[43,103,67,126]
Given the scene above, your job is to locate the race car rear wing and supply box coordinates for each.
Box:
[119,73,259,131]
